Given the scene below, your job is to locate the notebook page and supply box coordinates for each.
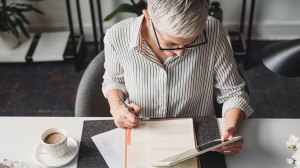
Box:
[126,118,199,168]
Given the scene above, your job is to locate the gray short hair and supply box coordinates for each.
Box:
[148,0,209,38]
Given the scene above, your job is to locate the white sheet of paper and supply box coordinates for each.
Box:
[91,128,126,168]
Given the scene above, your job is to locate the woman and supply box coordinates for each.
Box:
[102,0,253,155]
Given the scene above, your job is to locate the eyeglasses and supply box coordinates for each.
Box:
[151,22,208,51]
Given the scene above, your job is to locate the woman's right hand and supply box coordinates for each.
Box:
[111,103,142,128]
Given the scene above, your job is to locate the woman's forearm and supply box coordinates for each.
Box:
[106,89,126,116]
[224,108,245,133]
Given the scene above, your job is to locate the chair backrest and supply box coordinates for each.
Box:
[75,51,110,117]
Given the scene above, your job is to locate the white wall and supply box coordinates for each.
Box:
[14,0,300,41]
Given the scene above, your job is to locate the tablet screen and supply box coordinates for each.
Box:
[198,139,223,151]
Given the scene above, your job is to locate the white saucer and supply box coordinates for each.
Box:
[35,137,79,167]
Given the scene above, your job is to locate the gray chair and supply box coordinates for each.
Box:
[75,51,111,117]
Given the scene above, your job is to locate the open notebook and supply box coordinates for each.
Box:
[83,117,225,168]
[126,118,199,168]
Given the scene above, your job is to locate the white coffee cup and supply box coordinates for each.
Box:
[37,128,68,158]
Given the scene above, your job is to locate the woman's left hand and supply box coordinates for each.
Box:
[217,126,244,155]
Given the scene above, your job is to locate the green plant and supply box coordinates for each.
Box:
[0,0,43,38]
[104,0,147,21]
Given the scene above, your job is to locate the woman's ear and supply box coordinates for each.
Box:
[143,10,151,24]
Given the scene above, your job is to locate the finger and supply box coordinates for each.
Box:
[221,145,243,152]
[114,118,130,128]
[221,146,243,155]
[215,146,242,155]
[225,147,242,154]
[228,139,244,148]
[221,132,232,141]
[218,145,242,154]
[121,115,138,128]
[217,141,244,155]
[130,117,141,125]
[214,147,223,153]
[215,149,240,155]
[114,111,136,128]
[223,150,240,156]
[215,142,238,152]
[128,103,142,115]
[220,141,244,151]
[123,111,141,124]
[222,127,236,141]
[221,145,243,151]
[221,140,244,149]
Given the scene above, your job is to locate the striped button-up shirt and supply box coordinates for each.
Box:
[102,15,254,118]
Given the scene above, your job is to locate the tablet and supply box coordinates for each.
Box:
[151,136,243,167]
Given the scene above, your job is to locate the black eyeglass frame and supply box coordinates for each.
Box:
[151,22,208,51]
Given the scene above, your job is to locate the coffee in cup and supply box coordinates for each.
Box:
[39,128,68,157]
[44,132,65,144]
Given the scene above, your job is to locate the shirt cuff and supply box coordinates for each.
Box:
[102,83,128,98]
[222,97,254,118]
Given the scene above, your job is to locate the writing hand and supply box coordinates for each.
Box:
[111,103,142,128]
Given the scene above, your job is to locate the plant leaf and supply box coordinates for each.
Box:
[1,1,43,38]
[15,18,29,38]
[129,0,140,13]
[5,16,19,38]
[8,4,32,12]
[104,3,140,21]
[128,0,146,15]
[136,0,147,11]
[6,7,31,25]
[1,19,11,31]
[11,3,43,14]
[13,10,30,25]
[25,5,44,14]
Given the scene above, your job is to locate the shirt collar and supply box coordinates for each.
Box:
[128,14,145,50]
